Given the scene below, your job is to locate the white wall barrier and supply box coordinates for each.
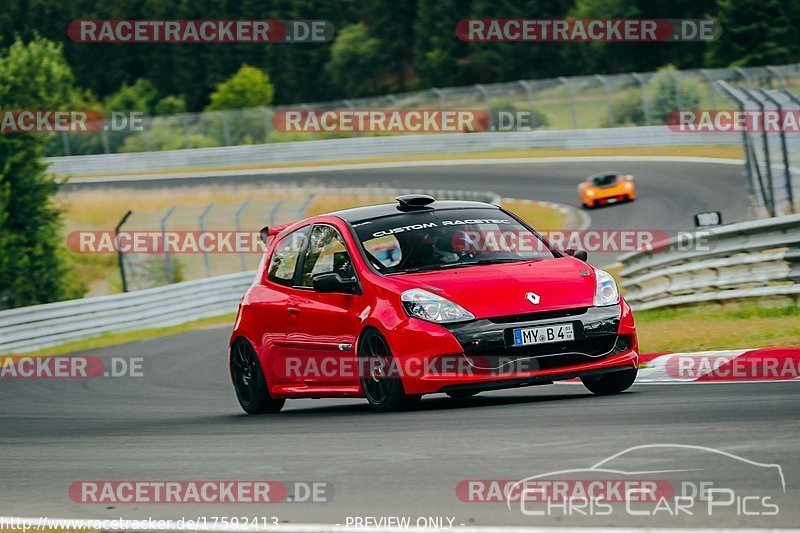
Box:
[48,127,740,177]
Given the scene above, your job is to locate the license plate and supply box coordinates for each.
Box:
[606,197,618,203]
[513,323,575,347]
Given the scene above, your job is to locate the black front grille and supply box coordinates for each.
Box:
[487,307,590,324]
[443,306,623,370]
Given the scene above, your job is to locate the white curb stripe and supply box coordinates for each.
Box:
[637,350,751,383]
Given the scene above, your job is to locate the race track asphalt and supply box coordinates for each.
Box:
[3,158,794,529]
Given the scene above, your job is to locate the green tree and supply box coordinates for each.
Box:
[206,65,275,111]
[363,0,418,92]
[153,95,187,115]
[0,37,81,308]
[104,79,160,113]
[325,24,386,97]
[413,0,465,88]
[607,65,704,126]
[706,0,800,67]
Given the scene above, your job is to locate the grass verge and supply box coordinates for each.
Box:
[636,301,800,354]
[502,199,565,231]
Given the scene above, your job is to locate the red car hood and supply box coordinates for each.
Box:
[387,257,597,319]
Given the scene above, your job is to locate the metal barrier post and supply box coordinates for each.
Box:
[559,77,578,129]
[60,131,71,156]
[671,71,684,111]
[632,73,651,126]
[743,89,776,215]
[734,67,751,87]
[260,107,271,143]
[234,200,250,271]
[474,84,491,129]
[269,200,284,226]
[717,81,765,213]
[700,69,717,109]
[160,206,177,282]
[759,89,794,214]
[181,115,191,148]
[343,99,358,137]
[594,75,613,126]
[431,88,446,111]
[518,80,538,129]
[298,194,316,218]
[198,203,214,277]
[115,210,133,292]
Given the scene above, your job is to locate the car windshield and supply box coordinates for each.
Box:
[592,174,619,187]
[351,207,554,274]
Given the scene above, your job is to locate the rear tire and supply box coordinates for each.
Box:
[359,330,418,412]
[581,368,637,395]
[231,339,285,414]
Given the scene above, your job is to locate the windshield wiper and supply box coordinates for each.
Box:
[449,258,530,268]
[396,257,529,274]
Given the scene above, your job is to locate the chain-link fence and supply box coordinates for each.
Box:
[103,188,497,292]
[45,63,800,157]
[716,82,800,217]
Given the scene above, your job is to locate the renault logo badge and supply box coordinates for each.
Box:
[526,292,540,305]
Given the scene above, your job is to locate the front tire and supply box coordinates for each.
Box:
[231,339,285,414]
[359,330,419,412]
[581,367,637,395]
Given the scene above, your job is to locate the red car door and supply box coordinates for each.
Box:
[288,223,362,389]
[251,225,311,388]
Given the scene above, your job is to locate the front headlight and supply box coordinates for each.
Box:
[401,288,475,324]
[586,189,596,196]
[594,269,620,307]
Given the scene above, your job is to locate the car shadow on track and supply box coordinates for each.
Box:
[262,389,624,417]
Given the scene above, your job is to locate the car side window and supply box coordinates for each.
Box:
[299,225,355,288]
[267,227,309,286]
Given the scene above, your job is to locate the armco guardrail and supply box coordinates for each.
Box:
[619,215,800,310]
[48,127,740,177]
[0,271,255,354]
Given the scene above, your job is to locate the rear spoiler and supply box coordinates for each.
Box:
[259,223,292,244]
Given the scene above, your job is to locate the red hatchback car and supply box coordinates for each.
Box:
[230,195,638,413]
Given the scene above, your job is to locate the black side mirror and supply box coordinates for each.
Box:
[565,248,588,261]
[312,273,359,294]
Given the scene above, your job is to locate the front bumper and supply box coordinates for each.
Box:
[389,302,637,395]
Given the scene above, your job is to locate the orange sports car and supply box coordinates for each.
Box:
[578,172,636,208]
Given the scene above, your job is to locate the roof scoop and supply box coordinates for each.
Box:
[396,194,436,210]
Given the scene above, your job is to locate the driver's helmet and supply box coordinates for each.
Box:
[433,229,475,261]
